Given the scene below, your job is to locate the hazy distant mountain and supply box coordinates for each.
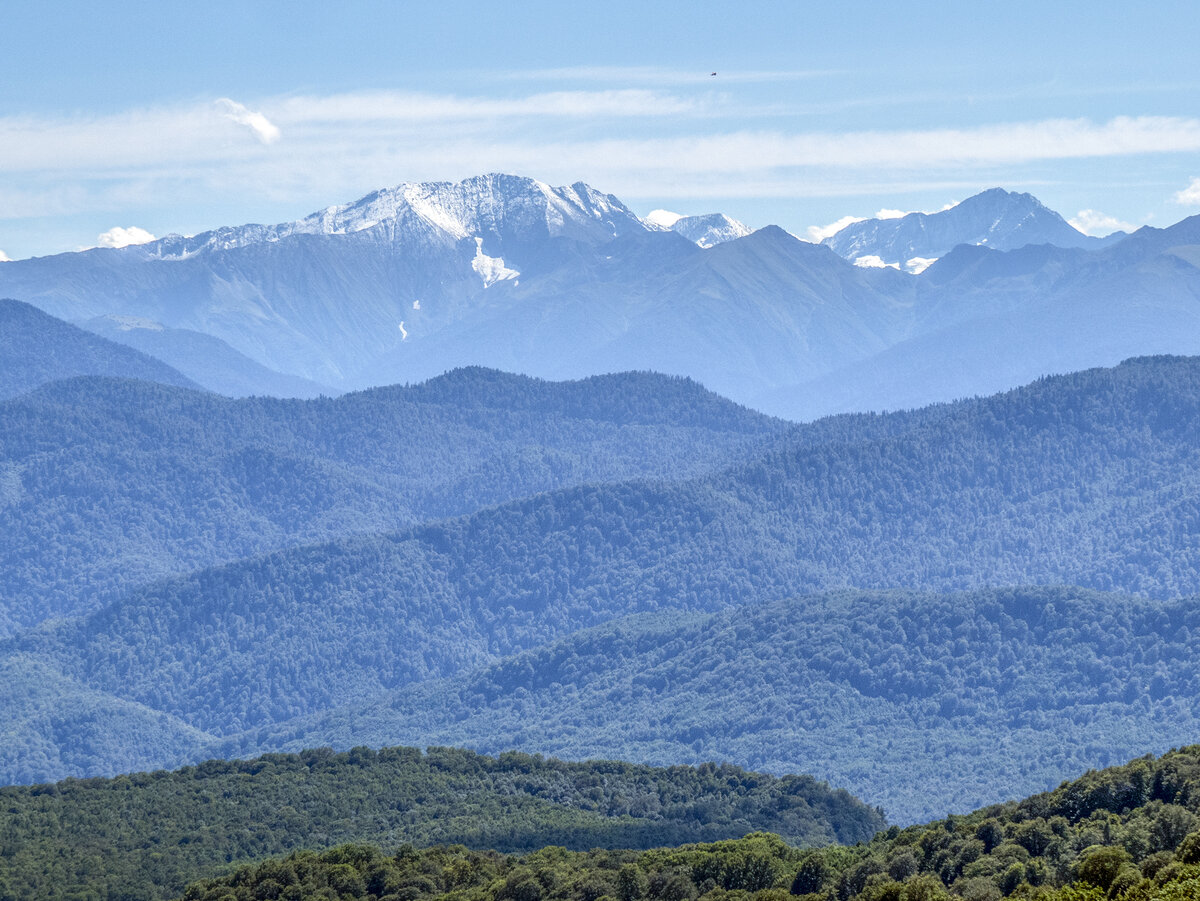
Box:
[82,314,332,398]
[355,226,919,404]
[822,188,1127,271]
[761,214,1200,419]
[0,176,915,402]
[0,298,198,399]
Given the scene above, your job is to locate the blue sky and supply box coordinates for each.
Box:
[1,1,1198,259]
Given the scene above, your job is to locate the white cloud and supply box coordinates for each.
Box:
[853,254,900,269]
[645,209,683,228]
[1068,209,1135,236]
[216,98,281,144]
[806,214,864,242]
[1174,177,1200,205]
[0,249,10,261]
[96,226,156,248]
[875,208,908,219]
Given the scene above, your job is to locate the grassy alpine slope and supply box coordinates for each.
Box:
[0,748,882,901]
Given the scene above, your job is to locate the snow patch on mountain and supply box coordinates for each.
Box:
[471,237,520,287]
[100,315,166,332]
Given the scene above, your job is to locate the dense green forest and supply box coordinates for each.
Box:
[7,357,1200,784]
[0,364,782,634]
[221,587,1200,823]
[0,748,882,901]
[0,299,197,400]
[175,746,1200,901]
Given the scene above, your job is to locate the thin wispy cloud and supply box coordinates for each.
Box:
[3,91,1200,249]
[495,65,842,85]
[216,98,281,144]
[273,89,711,123]
[5,100,1198,178]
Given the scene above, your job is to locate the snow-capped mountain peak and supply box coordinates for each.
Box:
[146,174,648,260]
[669,213,753,248]
[821,187,1119,269]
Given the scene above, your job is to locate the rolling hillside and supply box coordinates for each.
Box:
[0,366,782,634]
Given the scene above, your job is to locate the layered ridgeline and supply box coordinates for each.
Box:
[0,748,883,901]
[0,298,199,399]
[177,746,1200,901]
[224,587,1200,824]
[6,357,1200,797]
[5,174,1198,418]
[82,313,332,398]
[0,366,782,636]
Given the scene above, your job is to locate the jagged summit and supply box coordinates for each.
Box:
[643,209,752,247]
[822,187,1125,271]
[146,174,648,259]
[668,212,753,248]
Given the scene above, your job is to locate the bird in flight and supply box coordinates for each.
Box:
[710,71,717,76]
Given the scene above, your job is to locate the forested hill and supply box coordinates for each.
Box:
[7,357,1200,786]
[0,298,199,399]
[0,748,883,901]
[228,587,1200,823]
[176,746,1200,901]
[0,367,784,634]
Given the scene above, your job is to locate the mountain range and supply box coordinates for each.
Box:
[5,355,1200,823]
[821,187,1127,271]
[4,175,1198,419]
[0,362,781,637]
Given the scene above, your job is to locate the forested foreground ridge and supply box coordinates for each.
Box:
[178,746,1200,901]
[0,748,882,901]
[227,587,1200,823]
[0,365,782,635]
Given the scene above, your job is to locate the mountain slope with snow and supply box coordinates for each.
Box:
[4,176,1198,419]
[822,188,1126,270]
[669,212,753,248]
